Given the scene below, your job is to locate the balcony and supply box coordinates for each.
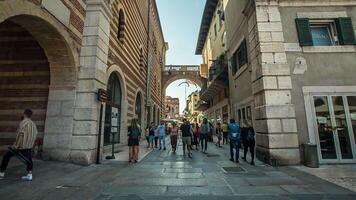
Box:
[200,54,229,101]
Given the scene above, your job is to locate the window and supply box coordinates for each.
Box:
[231,39,248,75]
[117,9,125,44]
[296,17,356,46]
[214,23,217,38]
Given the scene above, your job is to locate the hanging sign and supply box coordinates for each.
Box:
[97,89,108,102]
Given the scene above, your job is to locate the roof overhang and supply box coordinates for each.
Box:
[195,0,219,55]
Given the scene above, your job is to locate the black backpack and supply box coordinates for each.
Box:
[246,128,255,141]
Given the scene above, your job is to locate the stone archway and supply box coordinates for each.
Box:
[0,0,79,160]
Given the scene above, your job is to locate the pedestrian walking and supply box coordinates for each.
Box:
[208,121,214,142]
[228,119,241,163]
[200,118,210,153]
[148,122,155,149]
[156,122,166,150]
[180,119,193,158]
[222,120,229,145]
[170,122,179,153]
[242,120,256,165]
[0,109,38,181]
[215,122,222,148]
[128,118,141,163]
[154,124,159,148]
[193,122,200,150]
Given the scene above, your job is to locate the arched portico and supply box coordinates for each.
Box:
[0,0,79,160]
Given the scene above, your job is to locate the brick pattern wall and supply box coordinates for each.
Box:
[0,21,50,152]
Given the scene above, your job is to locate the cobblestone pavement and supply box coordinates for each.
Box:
[0,138,355,200]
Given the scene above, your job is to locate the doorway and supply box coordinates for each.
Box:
[104,73,122,145]
[311,95,356,163]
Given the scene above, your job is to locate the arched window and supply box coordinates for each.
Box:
[117,9,125,44]
[135,93,142,126]
[104,73,122,145]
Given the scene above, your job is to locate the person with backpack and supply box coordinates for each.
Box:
[156,122,166,150]
[242,120,256,165]
[228,118,241,163]
[180,119,193,158]
[0,109,38,181]
[200,118,210,153]
[128,118,141,163]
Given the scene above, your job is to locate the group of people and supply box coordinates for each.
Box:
[140,117,256,165]
[0,108,256,181]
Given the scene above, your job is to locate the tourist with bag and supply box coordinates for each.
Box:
[128,118,141,163]
[228,118,241,163]
[0,109,38,181]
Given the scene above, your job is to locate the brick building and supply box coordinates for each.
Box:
[0,0,166,165]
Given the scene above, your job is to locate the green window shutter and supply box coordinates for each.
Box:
[336,17,356,45]
[295,18,313,46]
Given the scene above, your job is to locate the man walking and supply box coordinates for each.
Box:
[180,119,193,158]
[228,119,240,163]
[200,118,210,153]
[156,122,166,150]
[222,120,229,145]
[0,109,38,181]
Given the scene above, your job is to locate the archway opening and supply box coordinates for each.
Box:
[164,79,202,122]
[0,14,77,157]
[0,20,50,152]
[104,73,122,145]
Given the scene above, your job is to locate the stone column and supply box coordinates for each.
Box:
[71,0,112,165]
[250,0,300,165]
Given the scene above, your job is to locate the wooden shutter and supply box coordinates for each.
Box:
[295,18,313,46]
[336,17,356,45]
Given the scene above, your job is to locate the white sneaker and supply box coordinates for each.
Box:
[0,172,4,179]
[21,174,32,181]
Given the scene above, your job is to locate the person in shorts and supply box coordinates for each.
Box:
[148,122,155,149]
[180,119,193,158]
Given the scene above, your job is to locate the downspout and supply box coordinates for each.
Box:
[146,0,151,125]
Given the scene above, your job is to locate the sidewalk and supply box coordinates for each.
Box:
[293,164,356,192]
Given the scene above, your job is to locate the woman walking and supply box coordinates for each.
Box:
[148,122,155,149]
[193,122,200,150]
[215,122,222,148]
[128,118,141,163]
[200,118,210,153]
[170,122,179,153]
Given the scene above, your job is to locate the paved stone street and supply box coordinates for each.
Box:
[1,139,355,200]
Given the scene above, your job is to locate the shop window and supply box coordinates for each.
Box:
[296,17,356,46]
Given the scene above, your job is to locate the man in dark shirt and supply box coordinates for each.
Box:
[180,119,193,158]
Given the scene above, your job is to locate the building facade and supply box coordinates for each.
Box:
[186,91,203,123]
[196,0,231,126]
[164,96,179,119]
[0,0,166,165]
[225,0,356,165]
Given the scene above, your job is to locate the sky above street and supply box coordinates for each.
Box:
[156,0,205,114]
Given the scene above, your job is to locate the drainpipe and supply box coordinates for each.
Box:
[146,0,151,126]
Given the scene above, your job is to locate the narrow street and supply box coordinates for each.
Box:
[1,139,355,200]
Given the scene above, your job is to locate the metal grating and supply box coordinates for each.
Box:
[206,154,220,157]
[222,166,246,173]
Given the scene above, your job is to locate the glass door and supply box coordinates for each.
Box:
[313,95,356,162]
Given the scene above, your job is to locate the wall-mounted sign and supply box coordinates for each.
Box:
[98,89,108,102]
[111,107,119,133]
